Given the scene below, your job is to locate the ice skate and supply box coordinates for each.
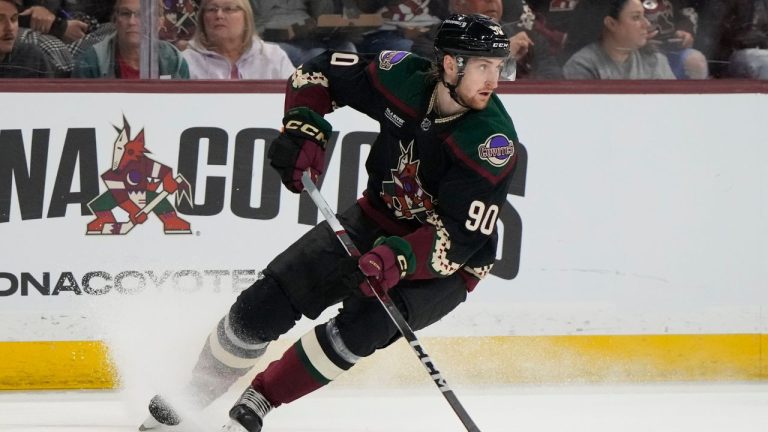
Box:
[224,386,272,432]
[138,395,181,430]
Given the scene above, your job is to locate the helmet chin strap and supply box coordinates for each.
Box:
[441,55,471,109]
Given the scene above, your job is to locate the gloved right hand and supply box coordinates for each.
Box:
[356,236,415,297]
[268,107,332,193]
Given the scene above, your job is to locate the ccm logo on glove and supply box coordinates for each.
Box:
[284,120,328,145]
[268,107,332,193]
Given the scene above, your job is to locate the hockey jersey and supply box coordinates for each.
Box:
[285,50,519,285]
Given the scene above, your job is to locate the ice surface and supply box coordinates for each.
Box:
[1,383,767,432]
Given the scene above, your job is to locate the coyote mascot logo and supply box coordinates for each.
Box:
[86,117,193,235]
[380,140,434,221]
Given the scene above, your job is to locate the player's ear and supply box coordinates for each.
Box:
[443,55,456,75]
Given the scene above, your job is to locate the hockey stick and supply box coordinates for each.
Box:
[301,171,482,432]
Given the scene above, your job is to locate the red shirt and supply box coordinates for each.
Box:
[116,53,140,79]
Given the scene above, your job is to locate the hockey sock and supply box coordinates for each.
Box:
[187,313,270,407]
[251,319,359,407]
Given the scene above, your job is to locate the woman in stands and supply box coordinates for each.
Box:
[183,0,294,79]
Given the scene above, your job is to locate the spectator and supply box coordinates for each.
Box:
[19,0,90,43]
[352,0,442,54]
[643,0,707,79]
[16,1,117,76]
[72,0,189,78]
[413,0,561,79]
[526,0,579,62]
[253,0,357,66]
[0,0,55,77]
[183,0,294,79]
[563,0,675,79]
[697,0,768,79]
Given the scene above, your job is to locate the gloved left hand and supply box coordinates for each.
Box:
[268,107,332,193]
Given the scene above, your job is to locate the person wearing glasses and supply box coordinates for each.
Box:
[71,0,189,78]
[183,0,294,79]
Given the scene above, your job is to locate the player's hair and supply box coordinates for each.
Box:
[194,0,256,53]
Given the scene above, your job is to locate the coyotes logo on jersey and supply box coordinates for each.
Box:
[380,140,434,221]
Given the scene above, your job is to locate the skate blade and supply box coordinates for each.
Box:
[138,414,161,430]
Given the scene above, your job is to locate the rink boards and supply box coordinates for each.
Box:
[0,81,767,389]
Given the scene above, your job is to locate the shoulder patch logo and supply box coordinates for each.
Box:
[379,51,410,70]
[478,134,515,167]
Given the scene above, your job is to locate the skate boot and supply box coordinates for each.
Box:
[138,395,181,430]
[158,211,191,234]
[223,386,273,432]
[86,211,116,234]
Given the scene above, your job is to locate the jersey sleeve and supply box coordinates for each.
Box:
[283,51,382,119]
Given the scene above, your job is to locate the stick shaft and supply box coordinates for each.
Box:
[301,172,481,432]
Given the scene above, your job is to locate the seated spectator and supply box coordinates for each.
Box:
[160,0,198,50]
[0,0,55,77]
[19,0,90,43]
[697,0,768,79]
[563,0,675,79]
[525,0,579,63]
[412,0,561,80]
[252,0,357,67]
[72,0,189,78]
[16,1,117,76]
[183,0,294,79]
[643,0,707,79]
[352,0,441,54]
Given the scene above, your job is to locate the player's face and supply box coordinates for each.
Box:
[202,1,246,45]
[0,1,19,56]
[115,0,143,47]
[456,57,504,110]
[605,0,651,49]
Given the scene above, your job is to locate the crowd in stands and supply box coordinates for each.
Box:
[2,0,768,80]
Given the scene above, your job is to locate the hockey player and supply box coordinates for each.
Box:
[140,13,520,432]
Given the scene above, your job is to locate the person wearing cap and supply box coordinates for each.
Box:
[0,0,55,77]
[140,13,524,432]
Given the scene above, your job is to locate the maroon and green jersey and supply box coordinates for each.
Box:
[285,50,519,286]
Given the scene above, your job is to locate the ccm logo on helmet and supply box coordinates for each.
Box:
[285,120,328,144]
[493,42,509,48]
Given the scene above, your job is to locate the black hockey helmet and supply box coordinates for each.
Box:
[433,14,510,108]
[434,14,511,61]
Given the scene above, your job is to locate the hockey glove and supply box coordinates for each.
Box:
[357,236,415,297]
[268,107,332,193]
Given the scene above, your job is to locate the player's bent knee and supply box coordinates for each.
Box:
[207,313,271,370]
[228,274,302,343]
